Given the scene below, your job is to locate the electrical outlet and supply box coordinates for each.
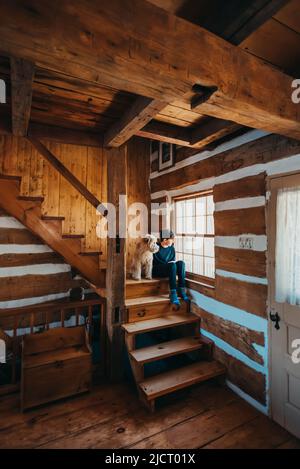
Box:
[239,236,253,249]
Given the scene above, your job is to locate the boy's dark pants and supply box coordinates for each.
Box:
[152,260,186,290]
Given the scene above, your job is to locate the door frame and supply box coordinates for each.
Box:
[266,169,300,424]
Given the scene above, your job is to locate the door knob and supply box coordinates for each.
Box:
[270,311,280,330]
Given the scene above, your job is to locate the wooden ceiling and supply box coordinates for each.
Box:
[0,0,299,151]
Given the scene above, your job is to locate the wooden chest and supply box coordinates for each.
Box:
[21,326,92,411]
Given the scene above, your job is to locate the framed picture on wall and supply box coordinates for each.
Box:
[158,142,175,171]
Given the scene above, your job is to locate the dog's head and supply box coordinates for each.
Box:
[143,234,159,253]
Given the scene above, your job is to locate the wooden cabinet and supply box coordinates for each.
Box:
[21,326,92,411]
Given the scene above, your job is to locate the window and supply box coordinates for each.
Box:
[173,192,215,282]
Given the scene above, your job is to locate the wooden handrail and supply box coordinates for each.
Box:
[27,137,108,216]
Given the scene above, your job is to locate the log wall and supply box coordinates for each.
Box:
[150,129,300,411]
[0,209,88,309]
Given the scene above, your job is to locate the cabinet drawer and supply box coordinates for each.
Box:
[21,355,91,410]
[127,300,189,323]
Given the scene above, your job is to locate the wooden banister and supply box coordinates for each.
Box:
[27,137,108,216]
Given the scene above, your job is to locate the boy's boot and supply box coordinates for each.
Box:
[177,287,189,302]
[170,289,180,307]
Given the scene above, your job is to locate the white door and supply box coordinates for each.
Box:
[269,173,300,438]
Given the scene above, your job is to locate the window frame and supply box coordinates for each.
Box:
[172,190,215,287]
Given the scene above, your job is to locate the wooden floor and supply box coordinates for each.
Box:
[0,381,299,449]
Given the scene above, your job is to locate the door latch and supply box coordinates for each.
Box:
[270,311,280,330]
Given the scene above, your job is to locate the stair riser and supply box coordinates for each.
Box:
[126,301,189,323]
[126,280,169,299]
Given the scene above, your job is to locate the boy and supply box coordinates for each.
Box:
[152,229,189,306]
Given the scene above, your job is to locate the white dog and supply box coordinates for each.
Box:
[131,234,159,280]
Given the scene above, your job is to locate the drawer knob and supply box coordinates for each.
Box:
[137,310,146,317]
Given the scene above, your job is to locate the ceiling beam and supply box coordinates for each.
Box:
[0,1,299,140]
[10,57,34,137]
[136,120,191,146]
[190,118,242,148]
[103,97,166,147]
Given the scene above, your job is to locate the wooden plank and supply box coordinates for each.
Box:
[139,360,225,400]
[190,119,241,148]
[130,399,258,449]
[214,345,266,404]
[104,97,166,147]
[186,278,216,298]
[28,137,106,212]
[151,134,300,193]
[1,1,300,139]
[0,252,64,267]
[126,278,169,299]
[122,313,199,334]
[136,120,191,146]
[130,336,203,364]
[214,206,266,236]
[214,173,266,203]
[106,145,127,380]
[10,58,34,137]
[0,272,71,301]
[0,228,43,244]
[215,246,266,278]
[203,414,292,449]
[215,274,267,318]
[192,303,265,365]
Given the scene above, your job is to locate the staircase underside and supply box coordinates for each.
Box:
[0,175,105,287]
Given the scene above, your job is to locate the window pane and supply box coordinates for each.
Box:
[176,200,184,217]
[185,199,195,217]
[196,197,206,215]
[183,236,193,254]
[194,256,204,275]
[185,216,195,234]
[204,257,215,278]
[184,254,193,272]
[176,217,183,233]
[193,236,204,255]
[275,187,300,305]
[175,236,183,252]
[196,216,206,234]
[207,215,214,234]
[207,195,214,215]
[204,237,214,257]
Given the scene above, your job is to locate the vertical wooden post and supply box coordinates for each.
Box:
[105,144,127,381]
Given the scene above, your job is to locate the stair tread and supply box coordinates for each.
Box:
[79,251,102,256]
[130,336,204,364]
[126,278,168,285]
[18,195,44,202]
[0,174,21,181]
[139,360,226,400]
[125,295,170,307]
[41,215,65,221]
[122,313,199,334]
[62,234,85,239]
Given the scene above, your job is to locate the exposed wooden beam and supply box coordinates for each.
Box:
[10,57,34,137]
[0,1,299,140]
[190,119,242,148]
[105,145,127,380]
[136,120,191,146]
[27,137,107,215]
[103,97,166,147]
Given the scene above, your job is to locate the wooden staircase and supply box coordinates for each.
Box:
[0,174,105,287]
[122,278,226,412]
